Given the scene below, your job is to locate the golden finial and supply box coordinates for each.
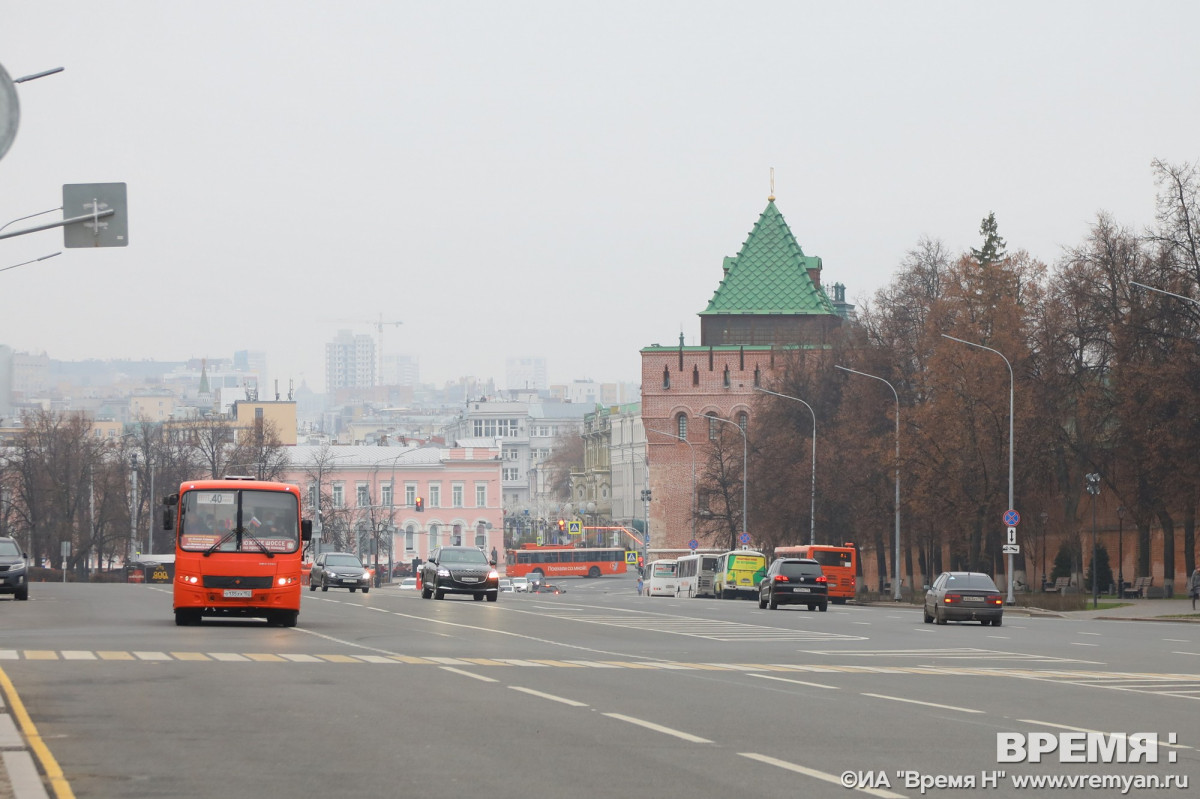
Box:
[768,167,775,202]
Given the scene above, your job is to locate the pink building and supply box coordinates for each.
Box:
[281,442,503,569]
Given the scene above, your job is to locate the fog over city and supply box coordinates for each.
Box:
[2,2,1198,393]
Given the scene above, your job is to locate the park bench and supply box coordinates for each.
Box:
[1121,576,1152,599]
[1045,576,1071,593]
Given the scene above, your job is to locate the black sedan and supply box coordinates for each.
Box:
[421,546,499,601]
[924,571,1004,625]
[758,557,828,611]
[310,552,371,593]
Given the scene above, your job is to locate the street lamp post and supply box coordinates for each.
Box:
[708,415,748,549]
[836,366,902,601]
[941,334,1017,606]
[754,386,817,546]
[129,452,139,559]
[645,428,696,543]
[1117,505,1125,597]
[1086,473,1101,609]
[1039,511,1048,589]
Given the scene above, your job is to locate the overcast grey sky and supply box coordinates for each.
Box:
[2,2,1197,394]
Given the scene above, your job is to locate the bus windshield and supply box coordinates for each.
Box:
[180,489,300,553]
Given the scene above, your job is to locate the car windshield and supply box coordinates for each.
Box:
[0,540,21,557]
[326,555,363,567]
[947,574,998,591]
[440,549,487,565]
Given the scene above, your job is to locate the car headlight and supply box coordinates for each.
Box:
[437,567,451,577]
[361,572,370,580]
[488,569,499,580]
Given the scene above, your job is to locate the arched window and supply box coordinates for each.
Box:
[692,365,700,386]
[738,412,749,432]
[753,365,761,386]
[475,522,487,548]
[707,413,719,441]
[451,523,463,547]
[662,367,670,389]
[676,413,688,439]
[430,523,440,550]
[723,364,731,387]
[405,524,415,552]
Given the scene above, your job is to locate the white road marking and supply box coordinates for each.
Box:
[740,752,906,798]
[508,686,588,707]
[749,673,840,690]
[861,692,983,714]
[440,666,497,683]
[603,712,712,743]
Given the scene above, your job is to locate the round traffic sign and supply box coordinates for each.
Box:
[1003,509,1020,527]
[739,533,750,544]
[688,539,698,550]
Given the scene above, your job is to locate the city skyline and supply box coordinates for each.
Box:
[3,3,1198,393]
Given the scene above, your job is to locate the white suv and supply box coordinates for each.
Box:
[510,576,530,593]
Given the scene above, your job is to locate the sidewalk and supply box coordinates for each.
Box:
[1042,596,1200,622]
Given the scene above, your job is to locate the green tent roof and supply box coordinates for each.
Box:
[700,201,835,316]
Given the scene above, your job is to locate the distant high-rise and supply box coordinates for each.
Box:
[381,353,420,387]
[505,357,547,393]
[325,330,375,391]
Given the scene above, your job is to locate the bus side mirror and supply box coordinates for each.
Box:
[301,519,313,542]
[162,509,175,531]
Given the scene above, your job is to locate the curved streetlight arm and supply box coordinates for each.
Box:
[1129,281,1200,307]
[753,386,817,546]
[835,365,902,601]
[707,415,748,546]
[1,251,61,274]
[941,334,1015,605]
[645,428,696,542]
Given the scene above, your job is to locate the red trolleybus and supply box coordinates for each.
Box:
[163,477,312,627]
[773,543,857,604]
[506,544,629,580]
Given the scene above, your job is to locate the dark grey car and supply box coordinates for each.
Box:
[924,571,1004,625]
[0,537,29,601]
[421,546,499,601]
[309,552,371,593]
[758,557,828,611]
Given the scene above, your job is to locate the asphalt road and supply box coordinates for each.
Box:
[1,578,1198,798]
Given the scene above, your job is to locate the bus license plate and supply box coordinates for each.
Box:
[224,589,252,598]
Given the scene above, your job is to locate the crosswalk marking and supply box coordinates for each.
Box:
[4,648,1198,698]
[537,613,868,643]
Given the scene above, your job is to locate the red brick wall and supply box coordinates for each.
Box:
[640,346,780,553]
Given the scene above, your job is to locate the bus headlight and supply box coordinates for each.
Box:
[178,574,200,585]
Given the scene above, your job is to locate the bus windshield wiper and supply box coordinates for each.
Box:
[203,529,238,557]
[242,530,275,558]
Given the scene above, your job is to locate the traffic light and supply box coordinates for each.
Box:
[415,497,424,512]
[557,519,566,532]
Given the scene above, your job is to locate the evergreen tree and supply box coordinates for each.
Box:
[971,211,1008,266]
[1084,542,1116,595]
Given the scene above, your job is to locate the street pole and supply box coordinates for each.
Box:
[836,366,902,601]
[754,387,817,545]
[130,453,139,560]
[1086,473,1101,609]
[1117,506,1124,597]
[941,335,1016,605]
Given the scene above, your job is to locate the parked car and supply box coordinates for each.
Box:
[398,577,418,590]
[309,552,371,593]
[758,557,828,611]
[420,546,500,601]
[0,536,29,601]
[498,578,514,593]
[924,571,1004,626]
[510,576,530,593]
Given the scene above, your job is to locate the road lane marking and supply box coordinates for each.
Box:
[441,666,498,682]
[1019,719,1192,750]
[171,652,210,661]
[603,712,711,743]
[509,686,588,707]
[740,752,906,798]
[861,692,983,713]
[749,673,840,690]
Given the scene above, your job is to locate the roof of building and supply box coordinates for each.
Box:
[288,445,451,468]
[700,200,835,317]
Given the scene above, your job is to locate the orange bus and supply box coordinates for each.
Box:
[163,477,312,627]
[506,544,629,580]
[773,543,857,604]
